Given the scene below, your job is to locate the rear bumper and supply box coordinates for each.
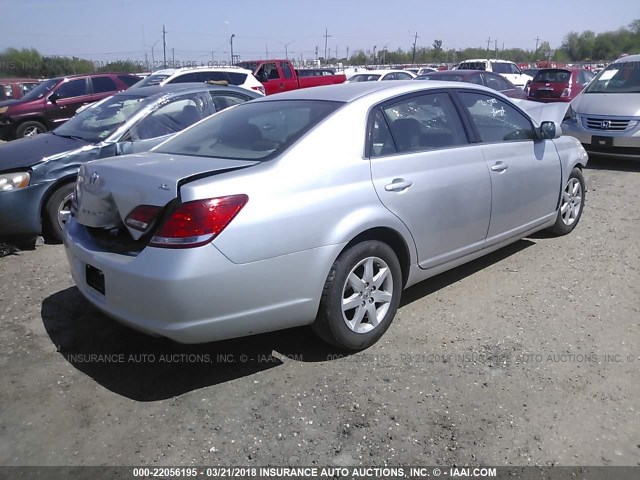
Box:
[0,182,49,238]
[64,218,344,343]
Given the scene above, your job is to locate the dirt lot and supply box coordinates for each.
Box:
[0,158,639,468]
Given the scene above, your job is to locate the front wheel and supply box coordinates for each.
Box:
[312,240,402,350]
[16,120,47,138]
[43,183,75,243]
[548,167,585,236]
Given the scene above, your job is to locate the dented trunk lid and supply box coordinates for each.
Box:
[73,151,258,240]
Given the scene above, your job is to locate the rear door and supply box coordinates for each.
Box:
[456,91,561,243]
[368,91,492,269]
[45,77,92,126]
[278,61,298,92]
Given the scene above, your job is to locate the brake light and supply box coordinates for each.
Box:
[125,205,162,231]
[252,85,266,95]
[150,194,248,248]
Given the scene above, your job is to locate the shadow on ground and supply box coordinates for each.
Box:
[585,155,640,172]
[42,239,535,401]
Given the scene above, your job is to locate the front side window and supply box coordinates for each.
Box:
[155,100,342,160]
[92,76,119,94]
[484,73,510,91]
[131,97,204,141]
[19,82,39,95]
[395,72,414,80]
[459,92,535,143]
[372,92,468,155]
[349,74,381,82]
[55,78,89,99]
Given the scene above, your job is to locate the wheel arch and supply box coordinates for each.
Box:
[341,226,412,288]
[39,175,77,225]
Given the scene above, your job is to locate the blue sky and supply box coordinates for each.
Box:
[0,0,638,64]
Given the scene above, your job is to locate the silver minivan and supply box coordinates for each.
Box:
[562,54,640,160]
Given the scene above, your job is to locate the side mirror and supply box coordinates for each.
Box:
[48,92,60,104]
[539,121,562,139]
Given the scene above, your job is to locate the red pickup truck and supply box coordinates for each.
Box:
[236,59,346,95]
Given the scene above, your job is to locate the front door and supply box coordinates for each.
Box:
[457,91,561,243]
[45,77,92,127]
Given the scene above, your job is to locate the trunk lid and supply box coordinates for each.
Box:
[74,151,258,240]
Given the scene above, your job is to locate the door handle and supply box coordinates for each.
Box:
[384,178,413,192]
[490,162,508,172]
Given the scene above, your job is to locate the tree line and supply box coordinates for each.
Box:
[1,20,638,78]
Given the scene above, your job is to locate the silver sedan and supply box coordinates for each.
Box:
[64,81,589,350]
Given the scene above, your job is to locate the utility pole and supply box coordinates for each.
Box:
[172,48,175,66]
[323,28,331,65]
[315,46,319,62]
[535,36,540,54]
[486,37,492,57]
[230,33,235,65]
[346,46,349,61]
[411,32,419,65]
[494,39,498,59]
[266,44,269,58]
[162,25,167,68]
[335,46,338,60]
[373,45,377,65]
[211,51,215,64]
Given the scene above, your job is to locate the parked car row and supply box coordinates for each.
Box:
[0,78,40,102]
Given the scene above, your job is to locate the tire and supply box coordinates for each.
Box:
[312,240,402,350]
[548,167,586,236]
[43,183,75,244]
[16,120,47,139]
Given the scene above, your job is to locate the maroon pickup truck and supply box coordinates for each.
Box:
[236,59,346,95]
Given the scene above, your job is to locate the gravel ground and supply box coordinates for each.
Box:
[0,157,639,467]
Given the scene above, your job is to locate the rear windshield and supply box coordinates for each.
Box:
[349,74,381,82]
[585,61,640,93]
[533,69,571,83]
[155,100,342,161]
[458,62,486,71]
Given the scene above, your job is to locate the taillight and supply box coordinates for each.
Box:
[125,205,162,231]
[561,87,571,97]
[150,194,248,248]
[252,85,266,95]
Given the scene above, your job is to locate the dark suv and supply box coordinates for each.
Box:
[0,73,140,139]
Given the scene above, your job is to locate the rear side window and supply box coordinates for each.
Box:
[0,84,13,100]
[92,76,118,93]
[20,82,39,95]
[490,62,512,74]
[156,100,342,160]
[280,62,293,79]
[459,92,535,143]
[370,92,468,156]
[484,73,510,91]
[55,78,89,98]
[459,61,486,71]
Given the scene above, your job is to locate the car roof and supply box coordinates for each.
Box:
[149,66,253,75]
[614,53,640,63]
[459,59,513,64]
[114,83,257,98]
[426,70,481,75]
[352,69,411,75]
[0,78,40,82]
[45,72,139,82]
[252,80,493,104]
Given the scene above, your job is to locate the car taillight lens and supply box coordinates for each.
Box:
[252,85,266,95]
[561,87,571,97]
[125,205,163,231]
[150,194,248,248]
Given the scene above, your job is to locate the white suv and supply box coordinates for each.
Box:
[456,59,532,88]
[131,66,265,95]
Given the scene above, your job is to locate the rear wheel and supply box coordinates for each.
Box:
[44,183,75,243]
[548,167,585,236]
[312,240,402,350]
[16,120,47,139]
